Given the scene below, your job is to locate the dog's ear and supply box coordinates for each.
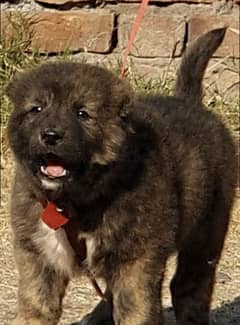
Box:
[6,70,35,109]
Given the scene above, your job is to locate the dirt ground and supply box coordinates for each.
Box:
[0,151,239,325]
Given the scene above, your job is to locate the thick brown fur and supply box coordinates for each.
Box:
[7,28,237,325]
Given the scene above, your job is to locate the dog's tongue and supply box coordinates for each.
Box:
[46,165,65,177]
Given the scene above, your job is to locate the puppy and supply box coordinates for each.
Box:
[7,28,237,325]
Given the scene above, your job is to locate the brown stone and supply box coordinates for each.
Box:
[2,11,114,54]
[118,15,185,57]
[189,15,240,57]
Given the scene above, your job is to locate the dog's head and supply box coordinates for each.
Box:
[7,62,135,198]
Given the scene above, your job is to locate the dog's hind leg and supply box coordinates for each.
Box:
[170,188,234,325]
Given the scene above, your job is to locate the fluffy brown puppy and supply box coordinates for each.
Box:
[7,28,237,325]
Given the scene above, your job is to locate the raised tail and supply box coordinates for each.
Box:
[175,27,226,105]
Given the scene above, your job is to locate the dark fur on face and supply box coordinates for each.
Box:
[7,28,237,325]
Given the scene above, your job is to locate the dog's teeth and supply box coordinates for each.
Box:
[40,165,48,176]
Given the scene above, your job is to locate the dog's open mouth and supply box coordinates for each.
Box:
[35,153,86,191]
[40,164,68,178]
[38,154,70,179]
[37,155,71,191]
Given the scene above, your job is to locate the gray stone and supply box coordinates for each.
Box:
[118,14,186,58]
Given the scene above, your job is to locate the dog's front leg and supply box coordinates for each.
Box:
[11,245,69,325]
[112,255,166,325]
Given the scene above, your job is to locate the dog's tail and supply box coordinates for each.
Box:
[174,27,226,105]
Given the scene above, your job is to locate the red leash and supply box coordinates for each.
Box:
[120,0,150,79]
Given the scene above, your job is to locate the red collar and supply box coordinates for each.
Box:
[41,201,69,230]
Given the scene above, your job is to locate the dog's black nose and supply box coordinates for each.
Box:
[41,128,63,146]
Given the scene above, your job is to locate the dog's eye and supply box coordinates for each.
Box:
[30,106,43,113]
[77,109,90,120]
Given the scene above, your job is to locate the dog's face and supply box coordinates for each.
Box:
[7,62,134,198]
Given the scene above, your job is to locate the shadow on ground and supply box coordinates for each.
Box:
[212,297,240,325]
[163,296,240,324]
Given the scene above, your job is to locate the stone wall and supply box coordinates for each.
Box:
[1,0,240,98]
